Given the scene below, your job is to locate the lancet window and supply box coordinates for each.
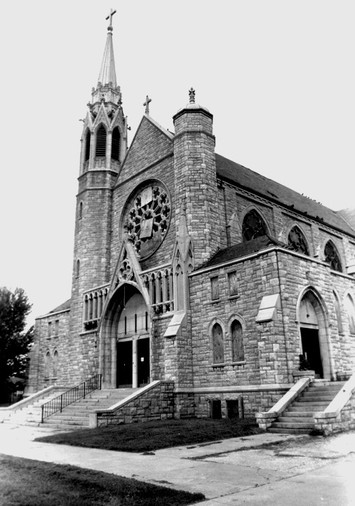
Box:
[231,320,244,362]
[83,287,109,331]
[142,268,174,315]
[345,294,355,334]
[212,323,224,364]
[287,226,309,255]
[242,209,268,241]
[324,240,342,272]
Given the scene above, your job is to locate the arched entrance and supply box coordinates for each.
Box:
[100,283,151,388]
[298,289,330,379]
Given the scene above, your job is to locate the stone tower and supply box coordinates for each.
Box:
[69,14,128,379]
[173,89,221,272]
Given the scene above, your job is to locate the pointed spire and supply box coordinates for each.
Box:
[98,10,117,86]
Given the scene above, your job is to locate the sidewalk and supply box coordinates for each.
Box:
[1,423,355,504]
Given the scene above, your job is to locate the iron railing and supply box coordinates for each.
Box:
[41,373,102,422]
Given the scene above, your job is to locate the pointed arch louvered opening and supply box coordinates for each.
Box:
[95,125,107,157]
[85,130,91,162]
[111,127,120,161]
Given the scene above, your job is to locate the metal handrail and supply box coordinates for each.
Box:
[41,373,102,422]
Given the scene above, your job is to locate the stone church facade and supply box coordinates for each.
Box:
[27,20,355,418]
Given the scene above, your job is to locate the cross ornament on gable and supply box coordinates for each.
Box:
[106,8,117,29]
[143,95,152,115]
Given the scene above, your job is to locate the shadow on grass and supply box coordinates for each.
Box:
[36,418,261,453]
[0,454,205,506]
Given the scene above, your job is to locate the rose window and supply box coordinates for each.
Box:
[123,185,171,259]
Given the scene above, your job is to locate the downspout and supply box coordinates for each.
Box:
[275,249,290,381]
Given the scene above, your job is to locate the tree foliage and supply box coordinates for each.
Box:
[0,287,34,400]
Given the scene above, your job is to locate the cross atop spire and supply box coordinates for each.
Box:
[143,95,152,115]
[106,8,116,31]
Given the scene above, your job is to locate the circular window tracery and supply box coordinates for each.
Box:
[123,184,171,260]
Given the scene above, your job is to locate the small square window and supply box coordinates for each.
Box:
[228,271,238,297]
[211,276,219,301]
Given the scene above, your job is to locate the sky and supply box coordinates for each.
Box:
[0,1,355,327]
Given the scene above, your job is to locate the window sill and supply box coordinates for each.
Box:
[231,361,246,366]
[228,295,240,301]
[211,299,221,304]
[212,363,226,368]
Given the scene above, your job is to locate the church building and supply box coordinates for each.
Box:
[27,15,355,422]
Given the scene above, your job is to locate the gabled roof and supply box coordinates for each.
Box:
[201,235,283,269]
[215,153,355,237]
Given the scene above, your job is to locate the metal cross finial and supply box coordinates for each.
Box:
[143,95,152,114]
[189,87,195,104]
[106,9,117,29]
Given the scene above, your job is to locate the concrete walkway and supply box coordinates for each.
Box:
[1,423,355,504]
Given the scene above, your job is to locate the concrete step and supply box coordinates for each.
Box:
[268,427,312,435]
[278,416,314,423]
[272,421,314,430]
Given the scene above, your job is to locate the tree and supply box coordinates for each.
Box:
[0,287,34,402]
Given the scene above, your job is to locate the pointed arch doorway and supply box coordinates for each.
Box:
[298,290,330,379]
[100,283,151,388]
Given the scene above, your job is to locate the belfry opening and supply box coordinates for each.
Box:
[100,283,151,388]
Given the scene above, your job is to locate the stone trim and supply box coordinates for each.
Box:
[175,384,290,394]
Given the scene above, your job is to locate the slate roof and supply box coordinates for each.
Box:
[215,153,355,238]
[48,299,71,314]
[201,235,283,269]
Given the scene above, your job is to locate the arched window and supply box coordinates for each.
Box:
[44,352,51,379]
[345,294,355,334]
[333,291,343,334]
[212,323,224,364]
[324,241,342,272]
[53,351,59,378]
[76,260,80,278]
[84,130,91,162]
[95,125,107,157]
[111,127,120,161]
[288,226,309,255]
[231,320,244,362]
[242,209,268,241]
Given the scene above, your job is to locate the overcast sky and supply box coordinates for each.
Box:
[1,1,354,326]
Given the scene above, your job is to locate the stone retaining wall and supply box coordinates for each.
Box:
[93,381,174,427]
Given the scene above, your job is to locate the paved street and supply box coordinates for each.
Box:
[0,423,355,504]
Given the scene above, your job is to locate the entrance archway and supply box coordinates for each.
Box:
[100,283,151,388]
[298,289,330,379]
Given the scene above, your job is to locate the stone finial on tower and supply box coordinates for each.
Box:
[189,87,195,104]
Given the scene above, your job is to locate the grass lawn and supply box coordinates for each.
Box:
[0,454,205,506]
[36,418,261,453]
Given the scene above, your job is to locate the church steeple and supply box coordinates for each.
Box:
[97,10,117,87]
[90,10,122,115]
[80,10,128,174]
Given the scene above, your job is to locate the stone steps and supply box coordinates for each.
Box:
[269,381,344,435]
[41,388,137,429]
